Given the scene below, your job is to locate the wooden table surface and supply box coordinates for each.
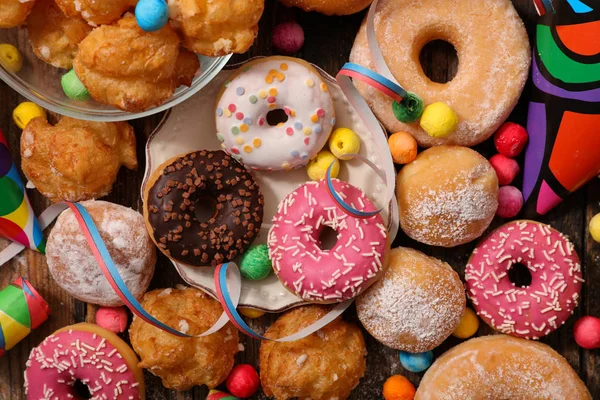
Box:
[2,0,599,399]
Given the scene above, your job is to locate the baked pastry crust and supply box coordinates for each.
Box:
[0,0,36,28]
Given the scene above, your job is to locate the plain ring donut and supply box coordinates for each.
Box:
[350,0,531,147]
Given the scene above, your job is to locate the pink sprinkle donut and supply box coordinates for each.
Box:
[465,220,583,339]
[25,323,144,399]
[268,179,390,303]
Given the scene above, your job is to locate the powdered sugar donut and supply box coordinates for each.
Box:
[350,0,530,147]
[465,220,583,339]
[215,56,335,171]
[268,179,390,303]
[356,247,465,352]
[47,200,156,307]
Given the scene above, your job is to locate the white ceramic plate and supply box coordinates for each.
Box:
[142,62,399,312]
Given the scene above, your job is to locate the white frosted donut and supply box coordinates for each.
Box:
[350,0,531,147]
[215,56,336,171]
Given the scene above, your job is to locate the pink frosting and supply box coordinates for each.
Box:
[466,220,582,339]
[268,179,388,302]
[25,329,141,400]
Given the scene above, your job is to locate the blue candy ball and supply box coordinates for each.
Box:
[135,0,169,32]
[399,351,434,373]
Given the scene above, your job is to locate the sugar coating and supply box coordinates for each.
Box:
[349,0,531,147]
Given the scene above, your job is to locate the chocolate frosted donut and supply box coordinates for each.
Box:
[143,150,264,267]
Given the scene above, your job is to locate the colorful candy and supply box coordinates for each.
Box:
[135,0,169,32]
[239,244,272,281]
[399,351,433,373]
[589,213,600,243]
[382,375,416,400]
[494,122,529,158]
[272,21,305,54]
[328,127,360,159]
[12,102,46,130]
[207,389,239,400]
[490,154,520,185]
[392,93,424,124]
[225,364,260,398]
[0,44,23,73]
[61,69,91,101]
[387,131,417,164]
[496,186,524,219]
[452,307,479,339]
[306,150,339,181]
[0,130,45,253]
[239,308,265,319]
[95,306,128,333]
[420,102,458,139]
[0,278,49,358]
[573,316,600,349]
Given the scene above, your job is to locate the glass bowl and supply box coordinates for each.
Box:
[0,27,231,122]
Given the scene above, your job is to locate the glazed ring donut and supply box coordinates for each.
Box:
[415,335,591,399]
[215,56,335,171]
[465,220,583,339]
[350,0,531,147]
[268,179,390,303]
[25,323,145,400]
[144,150,264,267]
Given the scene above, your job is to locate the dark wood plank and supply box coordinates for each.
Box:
[1,0,599,399]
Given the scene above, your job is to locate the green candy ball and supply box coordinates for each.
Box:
[240,244,272,281]
[61,69,90,101]
[392,92,424,124]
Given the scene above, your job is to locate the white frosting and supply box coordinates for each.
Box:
[215,58,336,171]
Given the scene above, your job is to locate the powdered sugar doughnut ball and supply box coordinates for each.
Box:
[396,146,499,247]
[356,247,465,353]
[47,200,156,307]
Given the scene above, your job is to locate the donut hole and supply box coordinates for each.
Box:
[266,109,289,126]
[195,196,218,222]
[508,262,533,288]
[419,40,459,83]
[73,379,92,399]
[318,226,338,251]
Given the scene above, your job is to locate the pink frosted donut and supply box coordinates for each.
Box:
[24,323,144,399]
[268,179,390,303]
[465,220,583,339]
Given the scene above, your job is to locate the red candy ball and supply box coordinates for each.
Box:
[490,154,520,185]
[574,316,600,349]
[496,186,523,219]
[494,122,529,158]
[272,21,305,54]
[95,306,128,333]
[225,364,260,398]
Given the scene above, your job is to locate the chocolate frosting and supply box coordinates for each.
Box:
[147,150,263,267]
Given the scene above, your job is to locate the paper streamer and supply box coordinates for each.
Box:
[0,277,49,358]
[0,130,45,254]
[523,1,600,216]
[68,202,350,341]
[207,390,239,400]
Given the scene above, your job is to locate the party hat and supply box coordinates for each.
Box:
[523,1,600,215]
[0,130,45,252]
[206,389,239,400]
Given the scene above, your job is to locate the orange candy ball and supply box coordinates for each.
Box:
[383,375,416,400]
[388,132,417,164]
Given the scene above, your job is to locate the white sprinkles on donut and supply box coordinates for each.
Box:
[268,179,388,302]
[465,220,583,339]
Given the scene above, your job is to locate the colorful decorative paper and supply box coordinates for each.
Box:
[0,130,45,252]
[206,390,239,400]
[0,277,50,357]
[523,1,600,215]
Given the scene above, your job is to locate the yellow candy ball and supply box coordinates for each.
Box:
[239,308,265,319]
[328,128,360,159]
[452,307,479,339]
[589,213,600,243]
[13,102,46,129]
[306,150,340,181]
[420,102,458,139]
[0,44,23,73]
